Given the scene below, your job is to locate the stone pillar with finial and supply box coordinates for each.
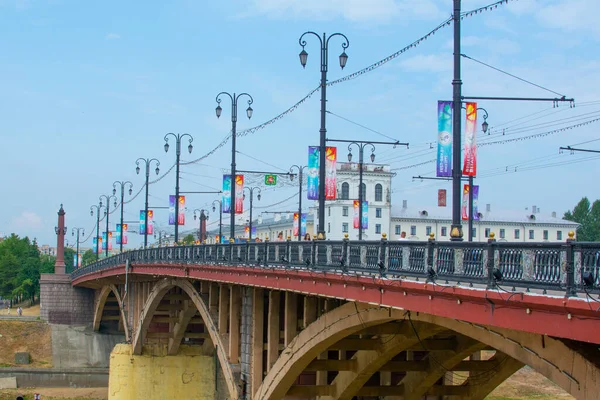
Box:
[54,204,66,274]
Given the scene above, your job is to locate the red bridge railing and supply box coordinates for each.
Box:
[72,237,600,298]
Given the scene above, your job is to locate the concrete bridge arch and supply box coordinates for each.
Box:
[256,302,599,400]
[92,284,130,342]
[131,278,239,400]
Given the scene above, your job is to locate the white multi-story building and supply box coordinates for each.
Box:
[204,162,578,243]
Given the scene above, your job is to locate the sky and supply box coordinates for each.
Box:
[1,0,600,248]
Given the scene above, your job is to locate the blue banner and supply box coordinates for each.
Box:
[436,101,453,177]
[307,146,319,200]
[222,175,232,214]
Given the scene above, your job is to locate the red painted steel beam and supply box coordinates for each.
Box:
[72,262,600,344]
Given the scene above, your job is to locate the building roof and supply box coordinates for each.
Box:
[391,204,578,226]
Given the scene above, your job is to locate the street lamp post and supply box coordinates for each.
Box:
[243,187,261,241]
[136,158,161,248]
[90,203,105,260]
[113,180,133,252]
[212,200,223,244]
[164,133,194,243]
[215,92,254,242]
[289,165,307,241]
[467,107,488,242]
[298,31,349,240]
[99,194,117,257]
[347,143,375,240]
[193,209,209,242]
[71,227,84,268]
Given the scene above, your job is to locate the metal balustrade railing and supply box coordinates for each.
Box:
[70,235,600,297]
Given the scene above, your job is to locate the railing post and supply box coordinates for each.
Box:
[342,234,349,273]
[427,233,435,272]
[486,233,497,289]
[311,235,317,269]
[229,238,235,262]
[565,231,577,297]
[285,237,291,264]
[379,233,388,277]
[263,237,269,267]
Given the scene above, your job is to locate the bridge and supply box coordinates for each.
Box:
[65,234,600,399]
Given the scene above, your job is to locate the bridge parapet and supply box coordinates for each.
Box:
[72,238,600,297]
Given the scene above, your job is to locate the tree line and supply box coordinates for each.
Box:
[564,197,600,241]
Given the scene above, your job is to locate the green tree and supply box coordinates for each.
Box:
[81,249,95,266]
[64,247,75,272]
[40,254,55,274]
[564,197,600,241]
[181,234,196,245]
[0,234,41,302]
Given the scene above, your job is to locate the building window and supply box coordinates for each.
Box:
[328,223,330,233]
[410,225,417,236]
[514,229,520,239]
[395,225,401,235]
[557,231,563,240]
[375,184,383,202]
[543,230,549,240]
[441,227,447,236]
[499,229,505,239]
[472,228,476,238]
[529,230,534,240]
[426,226,432,236]
[341,182,349,200]
[342,206,349,217]
[375,224,382,234]
[376,208,382,218]
[342,223,349,233]
[485,228,491,238]
[328,207,331,217]
[360,183,366,199]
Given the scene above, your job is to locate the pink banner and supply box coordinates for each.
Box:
[353,200,360,229]
[325,146,337,200]
[147,210,154,235]
[235,175,244,214]
[178,196,185,225]
[293,213,299,236]
[463,102,477,176]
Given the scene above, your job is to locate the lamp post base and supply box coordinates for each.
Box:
[450,225,464,241]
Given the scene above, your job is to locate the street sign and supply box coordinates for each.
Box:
[265,174,277,186]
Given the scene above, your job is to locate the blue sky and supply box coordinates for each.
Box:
[1,0,599,247]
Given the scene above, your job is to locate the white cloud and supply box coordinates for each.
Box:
[105,33,121,40]
[11,211,43,231]
[240,0,444,23]
[536,0,600,37]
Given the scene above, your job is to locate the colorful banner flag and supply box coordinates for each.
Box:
[116,224,129,245]
[325,146,337,200]
[222,175,232,214]
[177,196,185,225]
[235,175,244,214]
[169,195,176,225]
[353,201,368,229]
[139,210,146,234]
[463,102,478,176]
[147,210,154,234]
[307,146,319,200]
[300,213,307,237]
[461,184,480,220]
[293,213,299,236]
[92,237,97,253]
[265,174,277,186]
[438,189,447,207]
[73,254,82,267]
[102,232,112,250]
[436,101,453,177]
[244,226,257,239]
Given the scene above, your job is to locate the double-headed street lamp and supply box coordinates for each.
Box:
[215,92,254,241]
[164,133,194,243]
[347,143,375,241]
[243,187,261,241]
[99,194,117,257]
[289,165,307,242]
[71,227,84,268]
[212,200,223,244]
[193,209,209,242]
[136,158,160,248]
[298,31,349,240]
[113,180,133,252]
[90,203,105,260]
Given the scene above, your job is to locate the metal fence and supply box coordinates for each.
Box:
[71,238,600,297]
